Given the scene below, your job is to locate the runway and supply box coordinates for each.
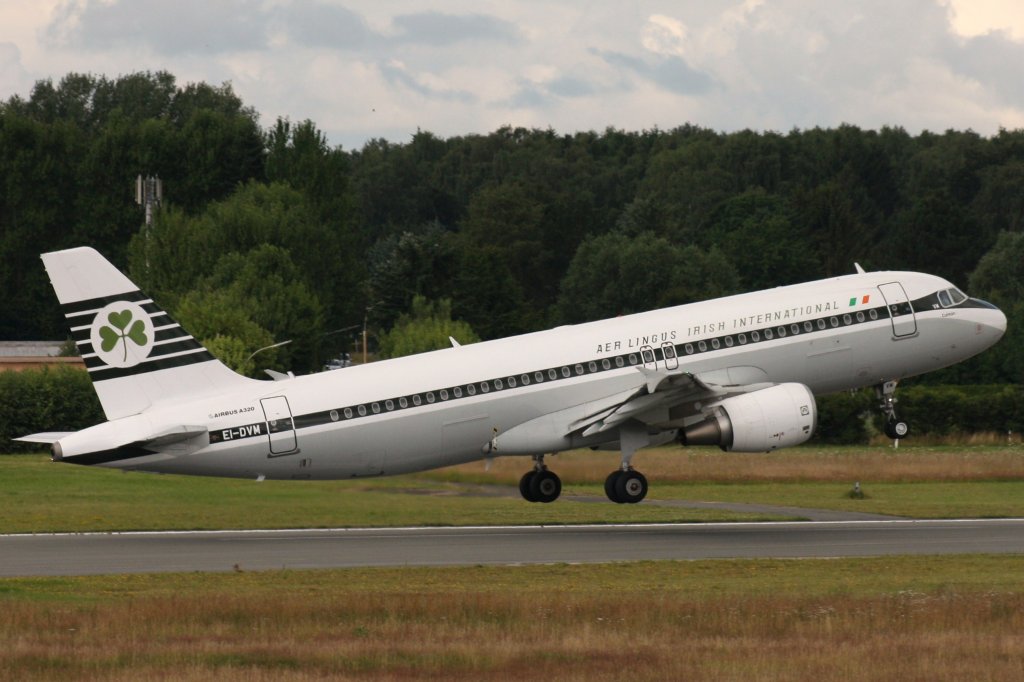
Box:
[2,519,1023,577]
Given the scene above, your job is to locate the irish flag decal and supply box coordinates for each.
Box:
[849,294,871,306]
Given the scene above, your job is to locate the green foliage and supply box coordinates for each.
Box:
[377,297,480,359]
[174,244,324,373]
[896,385,1024,436]
[813,390,873,444]
[556,231,741,323]
[0,368,104,452]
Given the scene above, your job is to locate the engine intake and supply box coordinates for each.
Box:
[681,383,816,452]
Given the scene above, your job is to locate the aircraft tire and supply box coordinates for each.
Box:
[615,470,648,504]
[529,470,562,503]
[884,417,909,440]
[519,471,539,502]
[605,470,624,503]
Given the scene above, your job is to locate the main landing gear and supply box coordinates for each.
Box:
[517,423,653,504]
[519,454,562,503]
[876,380,910,440]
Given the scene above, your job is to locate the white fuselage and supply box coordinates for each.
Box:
[66,270,1006,480]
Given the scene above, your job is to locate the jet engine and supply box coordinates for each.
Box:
[681,383,816,452]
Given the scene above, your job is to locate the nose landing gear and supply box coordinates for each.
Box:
[876,380,910,440]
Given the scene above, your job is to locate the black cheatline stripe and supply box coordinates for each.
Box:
[148,338,206,358]
[280,302,898,435]
[89,350,216,381]
[62,290,147,317]
[71,327,93,342]
[77,340,94,355]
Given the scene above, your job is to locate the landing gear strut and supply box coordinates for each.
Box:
[876,380,909,440]
[519,454,561,503]
[604,422,649,504]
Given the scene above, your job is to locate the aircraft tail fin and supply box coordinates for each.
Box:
[42,247,256,420]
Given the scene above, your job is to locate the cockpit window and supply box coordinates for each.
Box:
[939,288,967,307]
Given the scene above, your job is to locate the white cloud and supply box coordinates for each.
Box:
[0,0,1021,149]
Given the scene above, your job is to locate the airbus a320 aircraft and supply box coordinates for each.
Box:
[19,247,1006,504]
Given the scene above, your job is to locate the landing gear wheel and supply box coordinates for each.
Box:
[605,470,625,503]
[529,470,562,503]
[519,471,539,502]
[884,417,909,440]
[614,470,648,504]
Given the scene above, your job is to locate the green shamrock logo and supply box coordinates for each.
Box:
[99,310,148,362]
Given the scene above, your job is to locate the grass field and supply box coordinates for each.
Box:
[2,555,1023,680]
[3,444,1024,533]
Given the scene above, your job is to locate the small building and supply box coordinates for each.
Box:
[0,341,85,372]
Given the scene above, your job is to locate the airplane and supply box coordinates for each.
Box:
[18,247,1006,504]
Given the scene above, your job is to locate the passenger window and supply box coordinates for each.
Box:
[830,317,839,328]
[737,334,747,345]
[574,364,584,376]
[480,383,490,393]
[711,338,720,350]
[344,407,354,418]
[817,319,826,330]
[804,321,814,333]
[697,340,707,352]
[398,398,408,409]
[588,361,597,373]
[549,369,558,381]
[777,327,786,338]
[561,367,571,378]
[386,400,395,410]
[372,402,381,413]
[438,390,448,401]
[615,357,624,367]
[535,372,545,383]
[425,393,435,404]
[764,329,773,340]
[467,385,476,396]
[685,343,694,354]
[413,395,422,405]
[791,324,800,335]
[454,387,463,398]
[843,314,852,325]
[602,359,611,370]
[751,331,760,342]
[856,311,865,322]
[724,336,734,347]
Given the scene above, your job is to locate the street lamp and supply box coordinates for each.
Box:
[247,339,292,362]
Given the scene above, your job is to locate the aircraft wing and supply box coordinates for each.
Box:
[571,366,772,438]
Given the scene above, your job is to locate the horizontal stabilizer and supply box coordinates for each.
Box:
[14,432,74,444]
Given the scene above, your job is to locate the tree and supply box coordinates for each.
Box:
[377,296,480,359]
[556,232,741,324]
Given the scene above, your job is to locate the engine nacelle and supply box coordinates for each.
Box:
[681,383,816,452]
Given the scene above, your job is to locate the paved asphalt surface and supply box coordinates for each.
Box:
[2,519,1023,577]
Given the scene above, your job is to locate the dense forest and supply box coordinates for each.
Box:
[1,71,1022,384]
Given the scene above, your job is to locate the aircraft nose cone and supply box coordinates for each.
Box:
[992,307,1008,337]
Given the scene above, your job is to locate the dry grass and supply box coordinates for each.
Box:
[2,558,1023,681]
[434,444,1024,485]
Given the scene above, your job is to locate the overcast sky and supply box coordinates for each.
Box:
[2,0,1024,150]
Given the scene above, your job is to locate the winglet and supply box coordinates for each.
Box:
[854,262,866,274]
[449,336,461,348]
